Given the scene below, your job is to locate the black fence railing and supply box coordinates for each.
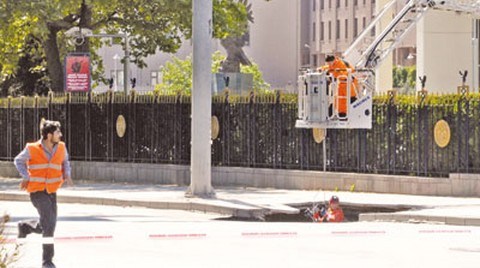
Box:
[1,91,479,177]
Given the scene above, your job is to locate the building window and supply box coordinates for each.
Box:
[363,0,366,5]
[336,19,340,39]
[313,0,316,11]
[354,0,358,6]
[151,71,162,87]
[313,55,318,67]
[345,0,348,7]
[336,0,340,8]
[329,0,331,9]
[110,70,124,90]
[363,17,366,30]
[328,21,332,40]
[320,0,324,10]
[354,18,358,37]
[345,19,348,39]
[313,22,316,41]
[372,0,376,4]
[321,22,324,41]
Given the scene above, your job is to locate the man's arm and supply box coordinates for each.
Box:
[14,147,30,190]
[62,148,73,186]
[14,148,30,181]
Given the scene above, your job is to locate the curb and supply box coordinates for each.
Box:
[359,213,480,227]
[0,192,268,219]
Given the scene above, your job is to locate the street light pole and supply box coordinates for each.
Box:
[187,0,215,197]
[82,32,129,94]
[123,35,129,94]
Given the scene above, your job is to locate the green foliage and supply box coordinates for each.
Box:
[393,66,416,94]
[155,51,271,94]
[0,0,251,94]
[240,63,271,93]
[155,56,193,95]
[1,214,19,268]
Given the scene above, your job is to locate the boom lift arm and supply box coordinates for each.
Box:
[296,0,480,130]
[344,0,480,71]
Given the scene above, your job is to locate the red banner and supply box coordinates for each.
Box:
[64,53,91,92]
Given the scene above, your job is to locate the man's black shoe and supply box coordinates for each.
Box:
[17,222,27,238]
[42,260,56,268]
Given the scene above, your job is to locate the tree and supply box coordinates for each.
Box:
[0,0,249,93]
[155,51,270,94]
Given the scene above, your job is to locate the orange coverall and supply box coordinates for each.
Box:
[313,207,345,223]
[320,57,358,116]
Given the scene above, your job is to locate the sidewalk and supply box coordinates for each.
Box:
[1,177,480,226]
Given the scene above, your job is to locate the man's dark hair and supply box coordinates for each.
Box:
[40,120,61,140]
[325,55,335,62]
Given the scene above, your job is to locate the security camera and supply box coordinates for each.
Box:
[73,35,85,46]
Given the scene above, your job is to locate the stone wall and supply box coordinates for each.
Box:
[1,161,479,197]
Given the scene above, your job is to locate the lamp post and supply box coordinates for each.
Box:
[113,54,120,91]
[187,0,215,197]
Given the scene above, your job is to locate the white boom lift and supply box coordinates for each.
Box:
[296,0,480,129]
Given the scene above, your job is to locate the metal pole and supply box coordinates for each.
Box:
[187,0,215,197]
[124,35,129,94]
[323,129,327,172]
[473,19,479,93]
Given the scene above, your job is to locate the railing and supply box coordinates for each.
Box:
[0,91,478,177]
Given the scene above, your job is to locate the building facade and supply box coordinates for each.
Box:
[95,0,478,94]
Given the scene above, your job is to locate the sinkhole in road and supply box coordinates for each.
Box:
[218,203,413,222]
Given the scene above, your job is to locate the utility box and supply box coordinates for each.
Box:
[214,73,253,94]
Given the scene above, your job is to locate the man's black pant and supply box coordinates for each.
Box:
[20,190,57,263]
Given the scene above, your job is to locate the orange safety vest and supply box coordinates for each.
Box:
[326,207,344,222]
[26,141,65,193]
[321,58,358,114]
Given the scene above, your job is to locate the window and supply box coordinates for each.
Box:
[328,21,332,40]
[110,70,124,90]
[363,0,366,5]
[313,22,316,41]
[345,19,348,39]
[313,0,316,11]
[320,0,324,10]
[354,18,358,37]
[151,71,161,87]
[313,55,318,67]
[336,19,340,39]
[354,0,358,6]
[363,17,366,30]
[336,0,340,8]
[345,0,348,7]
[329,0,331,9]
[321,22,324,41]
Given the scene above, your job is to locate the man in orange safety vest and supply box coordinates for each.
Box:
[14,119,73,268]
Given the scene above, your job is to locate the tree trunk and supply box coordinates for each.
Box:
[44,29,64,92]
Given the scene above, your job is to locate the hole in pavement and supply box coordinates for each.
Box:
[216,203,412,222]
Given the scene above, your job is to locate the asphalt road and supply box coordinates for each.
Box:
[2,201,480,268]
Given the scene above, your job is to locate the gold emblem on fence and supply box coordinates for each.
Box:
[312,128,326,143]
[211,116,220,140]
[434,119,450,148]
[116,115,126,138]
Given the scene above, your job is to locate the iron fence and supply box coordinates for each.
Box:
[0,91,478,177]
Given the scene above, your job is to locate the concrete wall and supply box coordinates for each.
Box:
[417,11,474,92]
[1,161,479,197]
[243,0,300,89]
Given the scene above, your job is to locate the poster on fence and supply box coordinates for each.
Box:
[64,53,91,92]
